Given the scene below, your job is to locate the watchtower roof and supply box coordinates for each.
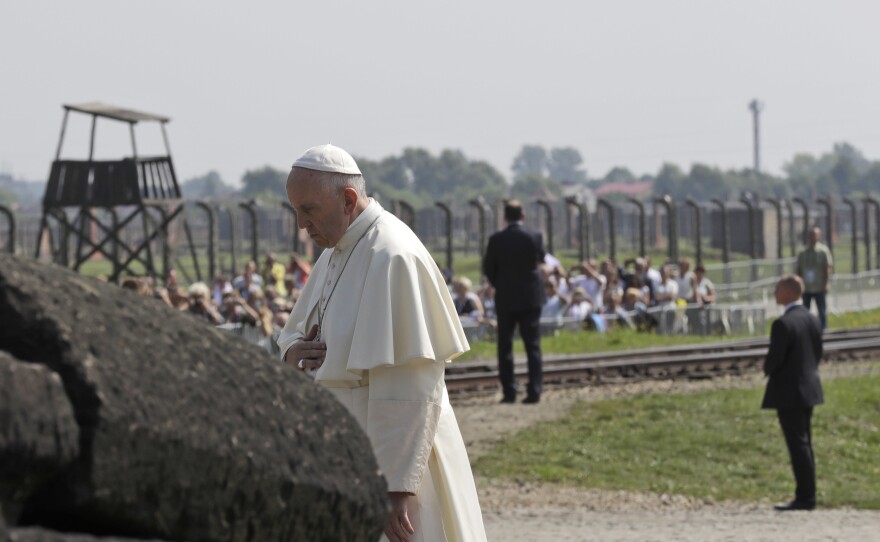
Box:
[64,102,170,124]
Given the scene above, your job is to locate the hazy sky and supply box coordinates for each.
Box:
[2,1,879,186]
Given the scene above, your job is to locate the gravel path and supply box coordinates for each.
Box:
[451,360,880,541]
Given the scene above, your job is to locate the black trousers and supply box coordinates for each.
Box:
[802,292,827,330]
[777,407,816,504]
[496,307,542,400]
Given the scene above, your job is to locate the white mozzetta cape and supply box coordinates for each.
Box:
[279,200,468,378]
[278,201,485,541]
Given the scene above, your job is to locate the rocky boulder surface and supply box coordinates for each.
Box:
[8,528,168,541]
[0,254,387,542]
[0,354,79,522]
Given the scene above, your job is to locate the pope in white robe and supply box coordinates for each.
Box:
[277,144,486,542]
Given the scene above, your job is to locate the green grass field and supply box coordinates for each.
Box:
[474,362,880,509]
[459,326,713,361]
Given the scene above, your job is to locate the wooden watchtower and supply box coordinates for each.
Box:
[36,102,196,282]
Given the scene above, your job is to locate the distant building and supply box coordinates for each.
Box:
[594,180,653,199]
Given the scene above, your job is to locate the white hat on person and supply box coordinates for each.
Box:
[292,143,361,175]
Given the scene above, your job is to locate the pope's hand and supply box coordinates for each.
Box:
[384,492,415,542]
[284,324,326,370]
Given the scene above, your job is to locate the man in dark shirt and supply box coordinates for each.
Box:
[762,274,824,511]
[483,200,546,404]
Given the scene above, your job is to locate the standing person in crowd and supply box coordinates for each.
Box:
[692,264,716,305]
[483,199,547,405]
[277,144,486,542]
[795,226,833,330]
[762,275,824,511]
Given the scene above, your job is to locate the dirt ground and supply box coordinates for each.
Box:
[451,361,880,541]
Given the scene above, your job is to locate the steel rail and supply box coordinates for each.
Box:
[446,329,880,395]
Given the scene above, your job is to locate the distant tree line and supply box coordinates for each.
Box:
[172,141,880,207]
[647,143,880,202]
[181,149,510,208]
[1,142,876,209]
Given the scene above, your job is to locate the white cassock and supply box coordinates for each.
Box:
[278,199,487,542]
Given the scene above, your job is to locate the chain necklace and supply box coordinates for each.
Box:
[316,214,381,341]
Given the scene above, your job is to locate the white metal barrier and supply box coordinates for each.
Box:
[459,301,767,339]
[221,269,880,352]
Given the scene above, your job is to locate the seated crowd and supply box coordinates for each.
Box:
[120,252,313,338]
[448,256,718,334]
[117,251,718,340]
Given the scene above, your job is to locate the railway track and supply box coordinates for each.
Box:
[445,328,880,396]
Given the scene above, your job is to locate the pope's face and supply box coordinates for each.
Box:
[287,168,351,249]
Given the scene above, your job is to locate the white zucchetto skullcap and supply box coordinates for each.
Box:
[292,143,361,175]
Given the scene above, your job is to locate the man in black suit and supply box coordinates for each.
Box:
[483,200,546,404]
[762,274,824,511]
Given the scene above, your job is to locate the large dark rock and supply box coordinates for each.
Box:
[0,354,79,523]
[9,527,168,541]
[0,255,387,542]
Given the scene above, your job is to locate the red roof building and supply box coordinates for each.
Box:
[594,181,653,197]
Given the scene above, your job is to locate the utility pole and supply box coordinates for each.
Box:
[749,99,763,174]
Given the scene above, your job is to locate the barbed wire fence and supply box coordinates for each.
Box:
[2,195,878,341]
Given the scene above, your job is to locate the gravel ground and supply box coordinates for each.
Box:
[451,360,880,541]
